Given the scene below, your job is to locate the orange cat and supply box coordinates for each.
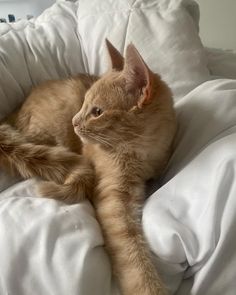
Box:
[0,40,177,294]
[72,41,177,294]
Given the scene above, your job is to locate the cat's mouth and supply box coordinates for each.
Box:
[74,126,86,140]
[74,130,89,145]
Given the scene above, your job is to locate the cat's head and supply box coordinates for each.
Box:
[72,40,172,149]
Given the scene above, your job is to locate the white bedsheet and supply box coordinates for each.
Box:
[206,48,236,80]
[2,79,236,295]
[144,79,236,295]
[0,181,114,295]
[1,1,236,295]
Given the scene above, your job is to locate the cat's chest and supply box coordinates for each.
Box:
[83,142,155,182]
[83,144,119,176]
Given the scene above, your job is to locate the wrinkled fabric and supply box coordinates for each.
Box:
[0,179,114,295]
[143,79,236,295]
[0,0,209,121]
[0,1,85,120]
[1,1,236,295]
[205,48,236,79]
[77,0,209,99]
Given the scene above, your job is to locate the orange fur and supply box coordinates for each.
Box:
[0,74,96,202]
[0,42,177,295]
[72,42,177,294]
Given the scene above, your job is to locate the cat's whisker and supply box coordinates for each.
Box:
[83,132,112,148]
[90,134,113,148]
[93,136,113,148]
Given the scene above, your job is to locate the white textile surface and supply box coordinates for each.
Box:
[78,0,209,100]
[0,0,209,122]
[0,0,85,121]
[206,48,236,80]
[0,181,113,295]
[144,79,236,295]
[0,1,236,295]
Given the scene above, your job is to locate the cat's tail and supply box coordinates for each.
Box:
[0,123,94,203]
[0,123,83,184]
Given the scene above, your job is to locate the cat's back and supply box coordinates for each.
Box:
[15,74,97,151]
[20,74,97,119]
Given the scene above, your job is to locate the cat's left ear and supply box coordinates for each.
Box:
[105,39,124,71]
[123,44,154,108]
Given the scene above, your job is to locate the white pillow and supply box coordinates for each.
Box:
[0,1,84,120]
[205,48,236,79]
[143,78,236,294]
[77,0,210,100]
[0,0,210,122]
[0,180,114,295]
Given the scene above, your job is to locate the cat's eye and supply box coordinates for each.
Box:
[91,107,103,117]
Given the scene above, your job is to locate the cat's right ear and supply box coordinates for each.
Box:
[105,39,124,71]
[122,43,155,108]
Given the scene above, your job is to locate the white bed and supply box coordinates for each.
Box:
[1,1,236,294]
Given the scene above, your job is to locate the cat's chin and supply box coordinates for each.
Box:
[78,135,89,144]
[74,128,90,144]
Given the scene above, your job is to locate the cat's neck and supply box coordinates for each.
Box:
[86,143,143,178]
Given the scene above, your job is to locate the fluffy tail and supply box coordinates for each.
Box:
[0,124,94,203]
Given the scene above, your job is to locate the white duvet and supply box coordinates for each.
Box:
[1,1,236,295]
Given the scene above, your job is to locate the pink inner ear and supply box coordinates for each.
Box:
[105,39,124,71]
[123,44,153,106]
[138,82,152,108]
